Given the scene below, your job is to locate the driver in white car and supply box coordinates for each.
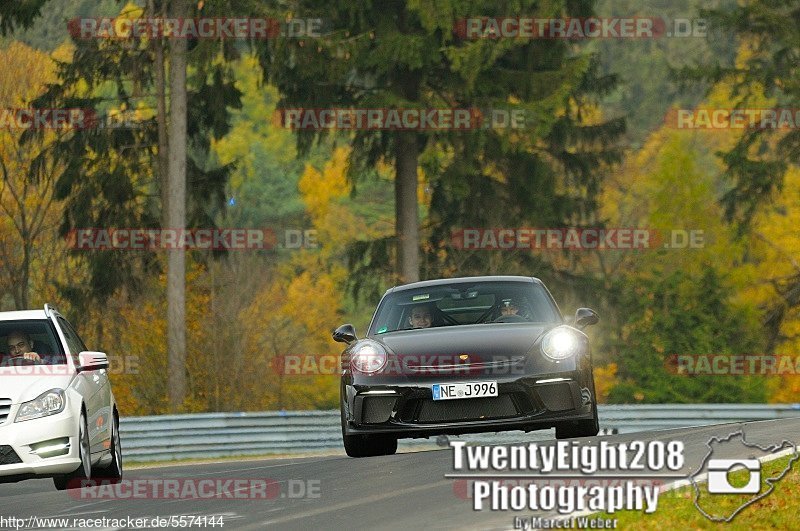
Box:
[4,330,43,363]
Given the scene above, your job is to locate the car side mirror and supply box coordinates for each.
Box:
[78,351,109,372]
[574,308,599,329]
[333,324,357,344]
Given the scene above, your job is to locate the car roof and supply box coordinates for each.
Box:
[0,309,49,321]
[387,275,542,294]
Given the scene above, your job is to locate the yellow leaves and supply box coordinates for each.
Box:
[299,146,349,220]
[51,42,75,64]
[283,270,344,350]
[416,165,430,210]
[0,42,56,107]
[238,264,343,410]
[118,2,145,19]
[593,363,618,404]
[0,42,69,310]
[298,146,393,261]
[612,39,800,405]
[112,295,167,415]
[749,166,800,289]
[768,374,800,404]
[212,55,296,194]
[574,101,605,127]
[481,160,507,184]
[734,35,766,71]
[109,259,297,414]
[600,115,744,282]
[744,166,800,403]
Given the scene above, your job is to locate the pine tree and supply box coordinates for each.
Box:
[686,0,800,352]
[22,1,242,410]
[258,0,624,292]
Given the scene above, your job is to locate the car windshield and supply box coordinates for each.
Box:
[0,320,67,367]
[369,280,561,334]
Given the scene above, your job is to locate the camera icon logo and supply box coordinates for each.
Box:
[691,431,799,522]
[706,459,760,494]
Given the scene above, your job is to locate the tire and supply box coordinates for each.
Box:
[93,412,122,483]
[555,406,600,440]
[340,399,397,458]
[54,410,91,490]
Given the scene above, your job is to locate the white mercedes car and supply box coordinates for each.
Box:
[0,304,122,490]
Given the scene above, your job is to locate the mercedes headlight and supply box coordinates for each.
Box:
[351,342,388,374]
[541,327,581,361]
[15,389,66,422]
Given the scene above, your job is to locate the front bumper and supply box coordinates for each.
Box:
[0,404,81,479]
[342,370,595,438]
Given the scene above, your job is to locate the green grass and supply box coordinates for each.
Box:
[123,450,344,469]
[600,455,799,530]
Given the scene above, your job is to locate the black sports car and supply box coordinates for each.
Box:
[333,275,600,457]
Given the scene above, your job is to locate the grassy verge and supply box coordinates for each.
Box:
[601,455,799,529]
[122,443,439,469]
[123,450,344,469]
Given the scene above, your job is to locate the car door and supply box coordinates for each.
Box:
[54,315,111,457]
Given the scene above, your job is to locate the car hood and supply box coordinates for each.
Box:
[375,323,550,366]
[0,368,74,403]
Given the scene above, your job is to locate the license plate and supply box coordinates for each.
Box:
[432,381,498,400]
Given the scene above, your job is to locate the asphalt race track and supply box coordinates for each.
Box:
[2,418,799,530]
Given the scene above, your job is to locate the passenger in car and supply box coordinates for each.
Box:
[409,304,434,329]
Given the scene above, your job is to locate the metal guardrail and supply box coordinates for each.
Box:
[119,404,800,462]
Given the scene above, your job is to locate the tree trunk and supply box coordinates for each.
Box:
[394,132,420,283]
[166,0,188,411]
[151,0,169,226]
[20,240,29,308]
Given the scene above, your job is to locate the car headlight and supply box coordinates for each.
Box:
[15,389,66,423]
[541,326,581,361]
[351,342,387,374]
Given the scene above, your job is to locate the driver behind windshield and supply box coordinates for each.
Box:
[494,297,531,322]
[4,330,43,364]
